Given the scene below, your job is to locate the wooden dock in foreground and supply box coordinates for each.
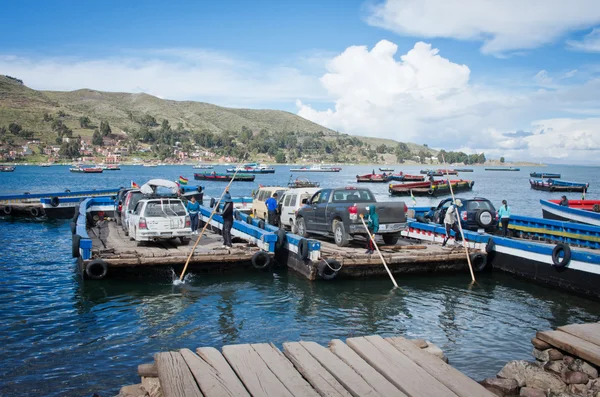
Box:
[121,335,495,397]
[536,322,600,367]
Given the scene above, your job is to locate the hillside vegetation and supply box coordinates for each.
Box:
[0,75,484,164]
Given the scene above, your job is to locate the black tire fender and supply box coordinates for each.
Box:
[428,188,434,195]
[65,189,71,193]
[593,204,600,213]
[209,197,216,208]
[550,186,556,192]
[297,238,309,260]
[251,251,271,270]
[29,207,40,217]
[470,252,487,272]
[50,196,60,207]
[72,234,81,258]
[318,259,342,280]
[485,238,495,253]
[245,215,253,225]
[276,229,286,250]
[552,243,571,268]
[3,205,12,215]
[85,259,108,280]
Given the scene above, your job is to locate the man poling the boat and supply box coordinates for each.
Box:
[216,191,234,248]
[441,199,463,247]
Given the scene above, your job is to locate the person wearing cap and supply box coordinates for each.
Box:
[442,199,463,247]
[218,191,234,248]
[497,199,511,237]
[365,205,379,254]
[187,196,200,234]
[559,195,569,207]
[265,192,279,226]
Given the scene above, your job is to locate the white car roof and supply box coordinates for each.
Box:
[284,187,321,196]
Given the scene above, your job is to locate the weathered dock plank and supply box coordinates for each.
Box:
[385,337,495,397]
[155,351,203,397]
[250,343,320,397]
[283,342,353,397]
[222,343,294,397]
[557,323,600,346]
[346,336,458,397]
[180,348,249,397]
[299,341,382,397]
[537,329,600,367]
[329,339,407,397]
[195,347,249,395]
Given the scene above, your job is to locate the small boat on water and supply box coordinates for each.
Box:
[399,174,426,182]
[0,165,16,172]
[39,163,52,167]
[453,168,473,172]
[70,166,103,173]
[485,167,520,171]
[379,167,394,172]
[530,172,561,178]
[287,177,320,188]
[389,179,474,196]
[356,173,391,183]
[530,179,589,193]
[541,199,600,226]
[192,164,213,169]
[104,165,120,171]
[227,163,275,174]
[289,165,341,172]
[194,172,255,182]
[419,169,458,175]
[143,163,158,167]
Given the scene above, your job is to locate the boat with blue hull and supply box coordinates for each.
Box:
[530,179,589,193]
[507,214,600,249]
[530,172,561,178]
[0,188,120,219]
[541,199,600,226]
[226,163,275,174]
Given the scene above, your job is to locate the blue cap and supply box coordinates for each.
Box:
[223,193,232,203]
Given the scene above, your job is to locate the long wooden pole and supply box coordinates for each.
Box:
[178,162,245,281]
[441,155,476,283]
[359,214,398,288]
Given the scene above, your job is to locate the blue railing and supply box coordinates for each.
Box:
[74,197,116,259]
[509,214,600,249]
[0,188,120,203]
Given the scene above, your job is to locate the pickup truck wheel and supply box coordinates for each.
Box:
[333,220,350,247]
[382,234,400,245]
[296,217,308,237]
[180,237,190,245]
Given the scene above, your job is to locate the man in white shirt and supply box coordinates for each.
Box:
[442,199,463,247]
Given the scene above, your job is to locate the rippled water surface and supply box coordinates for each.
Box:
[1,164,600,396]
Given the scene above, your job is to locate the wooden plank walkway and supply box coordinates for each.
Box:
[135,335,495,397]
[537,322,600,367]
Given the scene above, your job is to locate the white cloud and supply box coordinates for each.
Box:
[0,51,327,107]
[567,28,600,52]
[366,0,600,55]
[297,39,600,164]
[533,70,553,86]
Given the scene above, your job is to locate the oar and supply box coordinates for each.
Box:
[441,155,476,283]
[178,164,244,282]
[359,214,399,288]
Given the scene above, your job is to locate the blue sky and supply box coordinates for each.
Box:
[2,0,600,164]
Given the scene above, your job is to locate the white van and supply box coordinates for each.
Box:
[279,187,320,233]
[251,186,288,220]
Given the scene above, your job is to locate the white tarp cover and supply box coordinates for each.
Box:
[140,179,179,195]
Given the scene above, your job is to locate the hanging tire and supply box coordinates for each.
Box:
[29,207,40,217]
[85,259,108,280]
[485,238,495,253]
[470,252,487,272]
[50,196,60,207]
[3,205,12,215]
[428,188,434,195]
[276,229,286,250]
[72,234,81,258]
[210,197,216,208]
[318,259,342,280]
[65,189,71,193]
[297,238,309,260]
[251,251,271,270]
[552,243,571,268]
[70,221,77,234]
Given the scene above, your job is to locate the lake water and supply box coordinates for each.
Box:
[1,164,599,396]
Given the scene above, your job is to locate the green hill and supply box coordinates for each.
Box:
[0,75,441,163]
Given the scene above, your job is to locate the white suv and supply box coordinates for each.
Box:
[128,198,192,245]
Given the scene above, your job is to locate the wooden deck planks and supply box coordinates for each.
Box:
[299,341,382,397]
[196,347,248,392]
[222,344,294,397]
[385,337,495,397]
[558,323,600,347]
[329,339,407,397]
[537,330,600,367]
[250,343,320,397]
[155,351,203,397]
[346,336,458,397]
[180,348,250,397]
[283,342,353,397]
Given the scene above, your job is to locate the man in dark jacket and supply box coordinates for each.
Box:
[220,191,234,248]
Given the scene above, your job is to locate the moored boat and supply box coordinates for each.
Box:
[379,167,394,172]
[0,165,16,172]
[194,172,255,182]
[541,199,600,226]
[485,167,520,171]
[356,173,391,183]
[398,174,426,182]
[287,177,320,188]
[70,166,103,173]
[389,179,474,196]
[530,179,589,193]
[419,169,442,176]
[226,163,275,174]
[192,164,213,169]
[105,165,120,171]
[530,172,561,178]
[289,165,341,172]
[453,168,473,172]
[436,169,458,175]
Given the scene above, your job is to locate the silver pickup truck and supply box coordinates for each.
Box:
[295,187,407,247]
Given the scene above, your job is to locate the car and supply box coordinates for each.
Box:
[127,198,192,245]
[295,187,407,247]
[251,186,288,221]
[121,189,143,235]
[279,187,321,233]
[431,197,498,233]
[114,188,132,226]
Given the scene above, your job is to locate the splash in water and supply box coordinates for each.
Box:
[170,268,194,285]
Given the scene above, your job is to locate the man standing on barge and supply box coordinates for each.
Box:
[265,192,279,226]
[442,199,463,247]
[219,191,234,248]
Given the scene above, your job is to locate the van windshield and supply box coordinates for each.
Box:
[144,201,186,217]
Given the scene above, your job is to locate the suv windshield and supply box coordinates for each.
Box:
[332,189,374,202]
[144,200,186,217]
